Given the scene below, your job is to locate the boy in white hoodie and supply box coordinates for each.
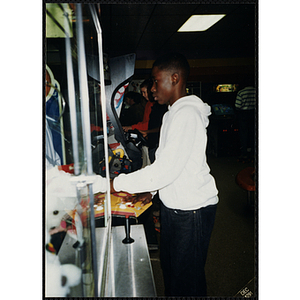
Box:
[110,53,218,297]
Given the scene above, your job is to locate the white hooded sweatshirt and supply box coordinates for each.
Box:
[114,95,218,210]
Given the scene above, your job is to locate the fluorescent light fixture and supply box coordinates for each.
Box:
[178,14,226,32]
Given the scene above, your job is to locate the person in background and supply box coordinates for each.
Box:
[110,53,219,297]
[122,79,155,132]
[235,83,256,161]
[119,91,146,126]
[136,79,168,163]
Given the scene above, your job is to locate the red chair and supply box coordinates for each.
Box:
[236,167,255,206]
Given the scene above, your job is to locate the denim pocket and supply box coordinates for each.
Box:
[170,208,194,231]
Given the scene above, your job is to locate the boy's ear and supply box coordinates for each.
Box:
[171,73,180,85]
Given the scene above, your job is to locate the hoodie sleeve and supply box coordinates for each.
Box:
[113,105,206,194]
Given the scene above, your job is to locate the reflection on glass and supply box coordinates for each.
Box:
[45,3,109,297]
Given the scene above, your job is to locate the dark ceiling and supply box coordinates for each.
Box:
[46,2,257,83]
[99,3,257,61]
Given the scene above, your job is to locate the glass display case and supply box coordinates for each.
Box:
[45,3,111,297]
[45,3,156,297]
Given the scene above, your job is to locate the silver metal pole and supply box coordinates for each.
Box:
[76,4,93,176]
[89,5,112,296]
[89,4,112,227]
[76,4,98,296]
[63,3,80,175]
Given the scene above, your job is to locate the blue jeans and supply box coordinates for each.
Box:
[160,202,217,296]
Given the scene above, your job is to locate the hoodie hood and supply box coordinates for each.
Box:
[170,95,211,127]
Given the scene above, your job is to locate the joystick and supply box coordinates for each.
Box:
[122,215,134,244]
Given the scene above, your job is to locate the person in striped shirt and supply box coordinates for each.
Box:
[235,86,256,110]
[235,84,256,160]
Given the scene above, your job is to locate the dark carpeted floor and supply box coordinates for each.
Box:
[149,155,257,297]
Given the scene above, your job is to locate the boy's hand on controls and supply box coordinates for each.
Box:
[125,192,152,207]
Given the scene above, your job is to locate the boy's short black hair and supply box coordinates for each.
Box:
[153,53,190,82]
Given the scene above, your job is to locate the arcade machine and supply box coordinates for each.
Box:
[87,52,158,248]
[87,53,146,179]
[206,84,240,157]
[45,3,156,297]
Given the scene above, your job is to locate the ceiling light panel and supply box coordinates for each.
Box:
[178,14,226,32]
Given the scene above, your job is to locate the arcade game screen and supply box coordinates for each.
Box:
[212,104,235,116]
[214,84,238,93]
